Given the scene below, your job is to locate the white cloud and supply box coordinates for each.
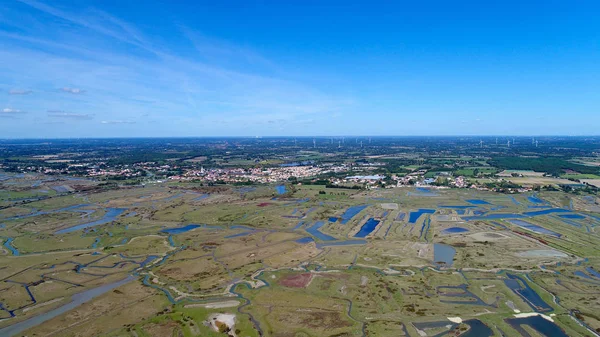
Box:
[9,89,33,95]
[60,87,85,94]
[2,108,26,114]
[101,120,135,124]
[47,110,93,119]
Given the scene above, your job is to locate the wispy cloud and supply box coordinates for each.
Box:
[60,87,85,94]
[2,108,26,114]
[47,110,93,120]
[8,89,33,95]
[2,0,351,137]
[101,120,136,124]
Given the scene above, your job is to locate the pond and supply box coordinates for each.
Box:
[408,187,439,196]
[522,208,570,217]
[527,194,546,204]
[275,185,287,195]
[55,208,127,234]
[466,199,490,205]
[408,209,435,224]
[305,221,336,241]
[505,315,568,337]
[354,218,380,238]
[433,243,456,267]
[507,219,561,237]
[558,214,585,219]
[339,205,368,224]
[295,237,314,244]
[504,273,552,312]
[441,227,469,235]
[461,319,493,337]
[160,224,201,234]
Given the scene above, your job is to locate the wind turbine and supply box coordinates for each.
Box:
[507,140,511,148]
[536,140,539,148]
[479,140,483,148]
[313,139,316,148]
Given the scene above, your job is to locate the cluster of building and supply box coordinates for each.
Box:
[169,165,328,183]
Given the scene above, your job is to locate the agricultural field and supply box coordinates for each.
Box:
[1,172,600,337]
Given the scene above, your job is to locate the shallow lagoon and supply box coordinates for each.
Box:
[433,243,456,267]
[507,219,561,237]
[55,208,127,234]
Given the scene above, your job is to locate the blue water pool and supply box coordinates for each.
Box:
[306,221,336,241]
[408,209,435,224]
[505,315,568,337]
[507,219,561,237]
[433,243,456,267]
[558,214,585,219]
[442,227,469,235]
[586,267,600,279]
[328,217,338,222]
[522,208,570,216]
[466,199,490,205]
[527,195,545,204]
[275,185,287,195]
[339,205,368,224]
[296,237,314,244]
[160,224,201,234]
[504,273,552,312]
[354,218,380,238]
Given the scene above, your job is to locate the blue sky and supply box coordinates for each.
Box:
[1,0,599,138]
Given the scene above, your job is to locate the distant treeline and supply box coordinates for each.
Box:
[489,157,600,176]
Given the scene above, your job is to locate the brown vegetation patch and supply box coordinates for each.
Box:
[276,310,352,330]
[257,202,273,207]
[143,321,180,337]
[279,273,313,288]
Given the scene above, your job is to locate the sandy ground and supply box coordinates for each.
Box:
[380,203,398,210]
[185,300,240,309]
[516,249,568,258]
